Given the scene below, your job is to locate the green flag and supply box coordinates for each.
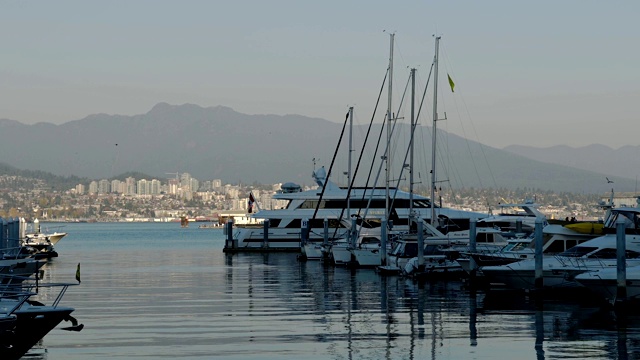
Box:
[447,74,455,93]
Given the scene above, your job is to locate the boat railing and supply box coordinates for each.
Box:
[553,255,630,270]
[0,246,30,260]
[0,281,79,309]
[464,250,530,263]
[39,224,67,233]
[446,243,505,254]
[0,291,37,315]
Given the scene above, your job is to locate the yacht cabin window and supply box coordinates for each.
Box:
[545,240,567,254]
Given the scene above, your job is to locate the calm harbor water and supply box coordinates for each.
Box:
[24,222,640,359]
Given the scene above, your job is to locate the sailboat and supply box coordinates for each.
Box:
[381,36,493,278]
[301,106,356,260]
[349,36,487,271]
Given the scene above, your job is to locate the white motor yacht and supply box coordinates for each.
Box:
[24,218,67,246]
[475,200,548,236]
[574,265,640,304]
[457,223,598,273]
[229,167,486,252]
[481,206,640,290]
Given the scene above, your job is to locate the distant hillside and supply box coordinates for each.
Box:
[0,102,634,194]
[504,144,640,181]
[0,162,88,191]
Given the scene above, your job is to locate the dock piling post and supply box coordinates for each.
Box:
[616,219,627,302]
[350,217,357,249]
[262,219,269,248]
[417,220,424,268]
[225,220,235,250]
[323,218,328,248]
[380,219,387,266]
[301,218,309,247]
[469,219,477,279]
[534,217,544,290]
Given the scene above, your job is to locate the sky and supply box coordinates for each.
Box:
[1,0,638,149]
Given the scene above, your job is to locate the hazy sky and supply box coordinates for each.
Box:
[1,1,638,149]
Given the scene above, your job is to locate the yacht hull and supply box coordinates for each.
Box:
[331,244,353,265]
[575,267,640,303]
[301,242,324,260]
[352,247,381,267]
[0,307,74,360]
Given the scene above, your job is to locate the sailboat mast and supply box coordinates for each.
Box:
[430,36,441,226]
[410,67,416,227]
[347,106,353,221]
[386,33,394,226]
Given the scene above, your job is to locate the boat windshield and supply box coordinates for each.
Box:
[502,241,529,252]
[604,210,640,229]
[587,248,640,259]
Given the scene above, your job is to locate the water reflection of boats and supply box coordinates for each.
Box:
[222,242,640,360]
[225,251,466,359]
[475,287,640,359]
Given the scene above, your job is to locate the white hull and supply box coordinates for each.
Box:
[387,253,411,270]
[403,256,463,277]
[331,243,353,265]
[351,246,382,267]
[301,242,325,260]
[233,226,348,250]
[455,258,474,273]
[481,257,640,290]
[47,232,67,245]
[575,266,640,303]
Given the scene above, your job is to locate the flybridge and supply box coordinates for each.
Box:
[297,199,435,211]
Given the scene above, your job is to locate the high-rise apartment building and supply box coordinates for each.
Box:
[125,177,136,195]
[88,181,98,194]
[98,179,111,194]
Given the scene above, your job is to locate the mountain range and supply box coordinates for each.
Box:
[504,144,640,182]
[0,102,634,194]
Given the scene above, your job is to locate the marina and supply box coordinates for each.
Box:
[24,221,640,360]
[1,2,638,359]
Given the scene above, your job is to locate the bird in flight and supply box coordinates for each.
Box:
[606,177,614,183]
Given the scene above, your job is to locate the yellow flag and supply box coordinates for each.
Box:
[76,263,81,283]
[447,74,455,93]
